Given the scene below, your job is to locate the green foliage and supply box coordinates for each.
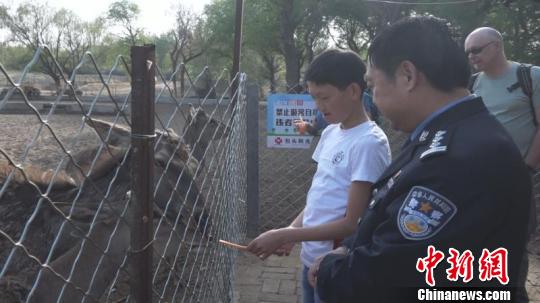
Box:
[415,0,540,65]
[0,45,33,69]
[202,0,332,90]
[203,0,236,61]
[485,0,540,65]
[1,0,539,88]
[107,0,143,45]
[153,33,173,70]
[243,0,280,54]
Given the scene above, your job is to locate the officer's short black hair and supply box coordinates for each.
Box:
[367,16,470,92]
[305,49,367,91]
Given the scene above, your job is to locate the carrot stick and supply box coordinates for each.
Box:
[219,239,247,251]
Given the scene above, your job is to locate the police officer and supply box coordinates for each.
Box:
[308,16,531,302]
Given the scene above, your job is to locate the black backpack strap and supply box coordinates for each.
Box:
[468,72,479,93]
[516,64,536,126]
[517,64,533,99]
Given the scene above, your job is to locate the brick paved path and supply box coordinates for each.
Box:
[233,240,540,303]
[233,246,302,303]
[527,235,540,302]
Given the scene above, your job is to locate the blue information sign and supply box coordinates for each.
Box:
[267,94,317,149]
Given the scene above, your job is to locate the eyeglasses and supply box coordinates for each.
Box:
[465,41,497,55]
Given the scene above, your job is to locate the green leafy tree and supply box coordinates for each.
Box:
[107,0,142,46]
[326,0,410,54]
[268,0,330,91]
[203,0,280,90]
[243,0,282,91]
[203,0,330,91]
[264,0,328,90]
[415,0,540,65]
[483,0,540,65]
[168,5,206,96]
[0,3,104,90]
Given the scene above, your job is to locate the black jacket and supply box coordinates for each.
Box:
[317,97,531,302]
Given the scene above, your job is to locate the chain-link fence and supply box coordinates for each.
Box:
[0,45,250,302]
[257,85,313,231]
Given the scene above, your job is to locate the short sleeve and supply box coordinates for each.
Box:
[312,127,329,162]
[348,134,391,183]
[531,66,540,108]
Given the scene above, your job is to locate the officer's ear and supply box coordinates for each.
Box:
[396,60,419,92]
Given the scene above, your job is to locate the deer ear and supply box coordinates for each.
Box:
[85,119,131,147]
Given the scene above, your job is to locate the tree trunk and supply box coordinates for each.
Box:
[304,33,315,66]
[54,76,62,95]
[262,53,278,93]
[172,74,178,98]
[180,65,186,97]
[279,0,302,92]
[170,52,179,97]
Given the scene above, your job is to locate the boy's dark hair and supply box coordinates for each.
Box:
[305,49,367,91]
[367,16,470,92]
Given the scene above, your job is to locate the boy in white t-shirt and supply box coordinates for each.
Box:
[247,49,391,303]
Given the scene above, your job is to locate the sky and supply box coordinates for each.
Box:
[0,0,212,36]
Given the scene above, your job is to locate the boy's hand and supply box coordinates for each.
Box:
[246,229,289,260]
[293,120,313,135]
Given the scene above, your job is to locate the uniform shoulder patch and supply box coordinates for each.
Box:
[420,130,449,160]
[397,186,457,241]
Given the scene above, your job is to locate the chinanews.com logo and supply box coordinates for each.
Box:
[415,245,512,301]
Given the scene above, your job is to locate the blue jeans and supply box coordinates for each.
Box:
[302,266,324,303]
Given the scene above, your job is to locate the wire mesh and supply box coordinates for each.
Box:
[257,85,314,231]
[0,46,248,302]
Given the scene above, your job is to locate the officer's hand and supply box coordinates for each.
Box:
[308,256,322,288]
[308,246,348,287]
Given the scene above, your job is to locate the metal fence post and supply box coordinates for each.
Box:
[246,83,259,238]
[231,0,244,102]
[130,45,155,303]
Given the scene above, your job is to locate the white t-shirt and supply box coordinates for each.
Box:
[300,121,391,267]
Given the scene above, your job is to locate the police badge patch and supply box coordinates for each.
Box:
[397,186,457,240]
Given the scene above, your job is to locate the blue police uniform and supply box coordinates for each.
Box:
[316,97,531,302]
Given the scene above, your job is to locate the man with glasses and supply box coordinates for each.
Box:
[465,27,540,303]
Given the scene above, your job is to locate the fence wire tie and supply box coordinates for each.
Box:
[129,239,155,254]
[130,133,157,139]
